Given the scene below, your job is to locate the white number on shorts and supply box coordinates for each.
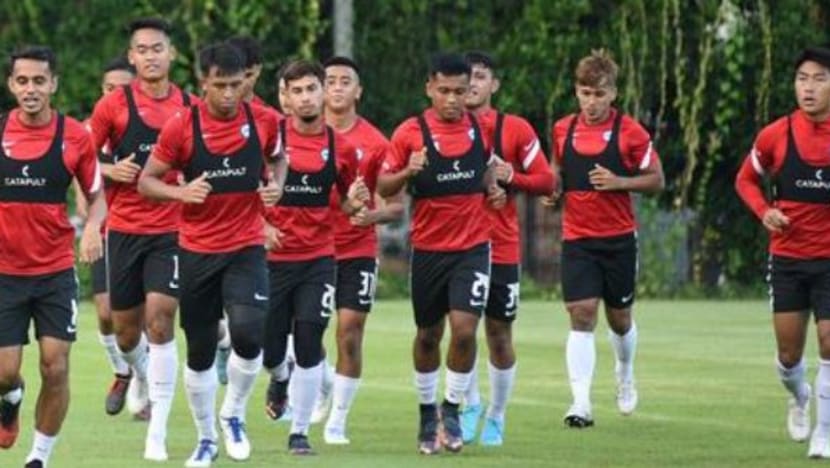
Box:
[320,284,335,318]
[67,299,79,334]
[505,282,520,315]
[470,271,490,307]
[169,254,180,289]
[358,270,377,304]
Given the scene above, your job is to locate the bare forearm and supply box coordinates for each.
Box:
[138,174,182,202]
[619,172,664,193]
[377,171,409,198]
[84,190,107,230]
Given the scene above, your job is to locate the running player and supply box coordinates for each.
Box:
[0,45,105,468]
[139,42,283,467]
[459,50,555,446]
[547,49,663,428]
[89,17,195,461]
[262,59,367,455]
[377,52,505,455]
[735,45,830,458]
[322,55,405,444]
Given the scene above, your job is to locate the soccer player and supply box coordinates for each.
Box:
[735,46,830,458]
[321,55,405,444]
[262,59,367,455]
[0,45,105,468]
[138,42,283,467]
[89,17,195,461]
[76,56,138,418]
[547,49,663,428]
[459,51,555,445]
[377,52,506,455]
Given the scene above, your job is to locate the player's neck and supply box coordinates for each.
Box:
[802,107,830,124]
[582,108,613,126]
[17,107,53,127]
[242,91,255,103]
[467,102,492,115]
[292,114,324,135]
[137,77,172,99]
[325,108,358,133]
[206,102,239,121]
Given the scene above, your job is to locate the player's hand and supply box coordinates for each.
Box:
[487,183,507,209]
[265,224,285,251]
[258,175,283,207]
[79,225,103,264]
[492,155,514,183]
[110,153,142,183]
[179,172,212,204]
[350,207,377,227]
[348,175,370,203]
[407,147,428,176]
[541,188,562,207]
[589,164,624,191]
[762,208,790,234]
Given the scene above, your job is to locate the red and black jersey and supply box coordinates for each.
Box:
[250,95,283,123]
[265,118,359,261]
[735,109,830,259]
[477,108,555,264]
[384,109,493,252]
[330,117,389,260]
[0,110,101,275]
[551,108,660,241]
[90,81,195,234]
[154,101,278,254]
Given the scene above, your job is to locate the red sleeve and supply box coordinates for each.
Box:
[152,111,189,168]
[89,91,117,152]
[506,117,555,195]
[336,135,358,197]
[262,111,278,160]
[550,116,572,165]
[735,128,778,220]
[621,117,659,172]
[66,120,102,196]
[382,119,419,174]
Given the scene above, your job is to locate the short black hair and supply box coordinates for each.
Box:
[227,36,262,68]
[103,55,135,75]
[281,59,325,86]
[795,46,830,71]
[198,42,245,78]
[428,52,470,78]
[8,45,57,77]
[323,56,360,76]
[464,50,497,73]
[127,17,172,37]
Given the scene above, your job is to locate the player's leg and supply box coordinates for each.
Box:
[0,274,30,451]
[808,263,830,458]
[263,261,295,421]
[215,318,231,386]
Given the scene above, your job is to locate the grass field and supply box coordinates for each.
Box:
[0,299,824,467]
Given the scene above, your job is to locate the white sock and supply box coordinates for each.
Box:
[609,322,638,383]
[290,362,323,435]
[487,361,516,422]
[566,331,595,410]
[218,319,231,350]
[464,360,482,407]
[184,366,218,442]
[777,358,810,406]
[267,358,291,382]
[2,387,22,405]
[220,352,262,420]
[99,333,130,375]
[120,333,149,381]
[322,359,335,392]
[326,374,360,430]
[26,430,56,465]
[815,359,830,438]
[414,370,439,405]
[444,369,471,405]
[147,340,178,444]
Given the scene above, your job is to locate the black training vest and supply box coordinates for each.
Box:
[111,85,191,167]
[183,104,263,193]
[562,111,632,192]
[409,113,487,199]
[772,115,830,204]
[0,113,72,204]
[278,120,336,207]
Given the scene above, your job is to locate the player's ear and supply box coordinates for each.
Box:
[169,44,178,61]
[491,77,500,95]
[50,75,59,94]
[355,84,363,102]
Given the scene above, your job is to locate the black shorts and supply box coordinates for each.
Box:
[179,246,268,331]
[485,263,520,323]
[107,230,179,310]
[336,257,378,313]
[0,268,79,346]
[410,242,491,328]
[561,233,637,309]
[768,255,830,319]
[90,238,107,295]
[268,256,336,328]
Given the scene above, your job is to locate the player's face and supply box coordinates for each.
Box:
[795,60,830,120]
[325,65,362,113]
[286,75,324,122]
[575,83,616,124]
[7,58,57,117]
[202,66,245,117]
[278,78,292,115]
[101,69,134,95]
[241,64,262,99]
[128,28,174,82]
[427,73,470,121]
[466,64,499,110]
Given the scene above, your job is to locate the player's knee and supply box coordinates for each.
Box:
[145,314,174,342]
[227,305,266,360]
[184,325,217,372]
[450,329,477,356]
[486,330,513,360]
[338,322,364,358]
[39,355,68,385]
[567,306,597,331]
[293,322,324,368]
[414,328,441,353]
[778,349,804,368]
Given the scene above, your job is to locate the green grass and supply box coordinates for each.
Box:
[0,300,822,467]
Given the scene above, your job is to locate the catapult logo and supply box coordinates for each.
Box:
[795,169,830,190]
[436,159,475,183]
[204,157,247,179]
[4,164,47,187]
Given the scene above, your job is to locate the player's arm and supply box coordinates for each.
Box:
[337,145,368,215]
[377,124,425,197]
[72,178,89,220]
[73,130,106,263]
[505,124,556,195]
[350,147,405,227]
[589,124,664,193]
[735,141,789,233]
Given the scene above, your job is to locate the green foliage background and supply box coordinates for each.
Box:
[1,0,828,296]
